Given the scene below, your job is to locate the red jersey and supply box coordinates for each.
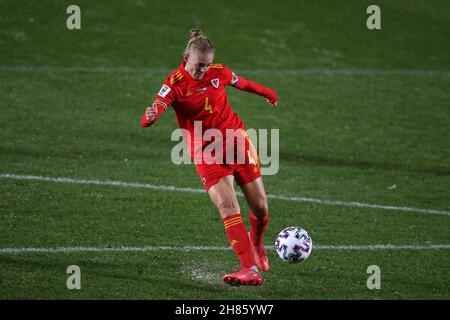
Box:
[155,61,244,158]
[142,60,277,188]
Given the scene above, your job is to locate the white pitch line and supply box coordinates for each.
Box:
[0,173,205,194]
[266,194,450,217]
[0,246,229,254]
[0,66,448,77]
[1,173,449,217]
[1,244,450,254]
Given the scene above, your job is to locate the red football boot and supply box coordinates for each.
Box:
[222,267,263,286]
[249,233,270,271]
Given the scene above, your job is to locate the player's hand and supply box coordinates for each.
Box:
[145,105,158,122]
[266,98,277,108]
[265,89,278,108]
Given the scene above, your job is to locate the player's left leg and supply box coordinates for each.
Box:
[239,177,270,271]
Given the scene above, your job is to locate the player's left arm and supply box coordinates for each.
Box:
[225,67,278,107]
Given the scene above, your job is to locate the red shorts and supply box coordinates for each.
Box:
[196,162,261,191]
[195,132,261,191]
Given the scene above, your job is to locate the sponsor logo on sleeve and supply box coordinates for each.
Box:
[158,84,171,98]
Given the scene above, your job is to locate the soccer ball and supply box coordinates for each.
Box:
[274,226,312,263]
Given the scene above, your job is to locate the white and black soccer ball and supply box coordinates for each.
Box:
[275,226,312,263]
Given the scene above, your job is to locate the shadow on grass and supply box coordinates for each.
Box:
[0,254,242,298]
[281,152,450,177]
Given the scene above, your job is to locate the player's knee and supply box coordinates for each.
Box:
[252,197,268,218]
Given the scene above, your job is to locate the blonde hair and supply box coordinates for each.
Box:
[184,29,214,55]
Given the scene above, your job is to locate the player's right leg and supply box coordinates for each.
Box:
[207,175,263,286]
[232,131,270,271]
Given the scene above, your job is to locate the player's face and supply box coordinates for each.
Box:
[185,51,214,80]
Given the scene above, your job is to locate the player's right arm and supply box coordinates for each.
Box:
[141,82,176,127]
[141,99,169,127]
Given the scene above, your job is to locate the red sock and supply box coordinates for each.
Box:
[249,211,269,248]
[223,214,255,268]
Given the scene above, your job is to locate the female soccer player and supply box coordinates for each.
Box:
[141,29,278,286]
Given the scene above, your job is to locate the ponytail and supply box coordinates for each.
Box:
[184,29,214,55]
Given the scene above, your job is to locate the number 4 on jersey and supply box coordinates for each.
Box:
[204,97,213,113]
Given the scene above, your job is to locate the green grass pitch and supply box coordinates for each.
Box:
[0,0,449,299]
